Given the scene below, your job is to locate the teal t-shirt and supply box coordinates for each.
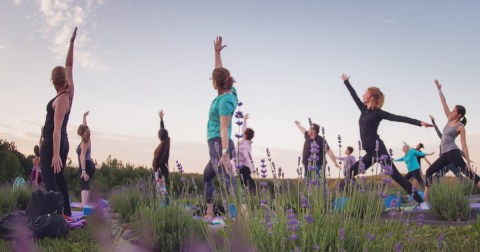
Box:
[395,149,426,172]
[207,87,238,140]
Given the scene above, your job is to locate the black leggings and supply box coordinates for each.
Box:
[426,149,480,187]
[79,160,95,191]
[404,169,424,188]
[239,166,256,193]
[347,143,424,204]
[40,138,72,216]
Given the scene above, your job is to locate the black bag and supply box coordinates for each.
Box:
[0,211,32,240]
[25,190,64,220]
[28,213,68,239]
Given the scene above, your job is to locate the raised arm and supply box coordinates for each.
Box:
[340,74,364,111]
[65,27,77,97]
[382,111,432,128]
[242,113,249,134]
[159,110,165,129]
[429,115,442,139]
[214,36,227,69]
[294,121,307,134]
[435,80,450,119]
[83,111,89,126]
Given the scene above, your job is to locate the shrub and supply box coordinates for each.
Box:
[0,150,21,184]
[429,181,471,221]
[132,205,206,251]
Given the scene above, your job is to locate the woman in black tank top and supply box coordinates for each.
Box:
[40,27,77,217]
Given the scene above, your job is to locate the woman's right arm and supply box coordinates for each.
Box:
[159,110,165,129]
[294,121,307,134]
[83,111,89,126]
[429,115,442,139]
[435,79,450,119]
[65,27,77,99]
[214,36,227,68]
[242,113,249,134]
[340,74,364,111]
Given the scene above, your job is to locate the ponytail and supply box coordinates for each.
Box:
[456,105,467,126]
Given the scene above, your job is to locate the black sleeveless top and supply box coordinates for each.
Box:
[42,91,72,140]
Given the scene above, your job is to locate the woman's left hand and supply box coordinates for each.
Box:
[421,121,433,128]
[70,27,77,43]
[52,155,63,174]
[219,153,233,174]
[80,172,90,182]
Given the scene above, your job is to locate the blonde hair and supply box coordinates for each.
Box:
[77,125,90,143]
[51,66,69,89]
[367,87,385,109]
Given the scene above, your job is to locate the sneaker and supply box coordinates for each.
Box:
[419,202,430,210]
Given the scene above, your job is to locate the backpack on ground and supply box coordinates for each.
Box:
[28,213,68,239]
[25,190,64,220]
[0,211,31,240]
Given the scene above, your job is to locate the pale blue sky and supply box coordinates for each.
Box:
[1,0,479,178]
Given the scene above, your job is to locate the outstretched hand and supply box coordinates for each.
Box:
[434,79,442,91]
[159,110,165,119]
[214,36,227,52]
[244,113,250,120]
[70,27,77,43]
[421,121,433,128]
[340,74,350,81]
[294,120,301,125]
[83,111,89,117]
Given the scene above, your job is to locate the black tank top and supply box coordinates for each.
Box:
[42,91,72,140]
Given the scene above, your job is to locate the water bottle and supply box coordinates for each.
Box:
[229,203,237,218]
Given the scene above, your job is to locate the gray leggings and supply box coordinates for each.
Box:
[203,137,236,204]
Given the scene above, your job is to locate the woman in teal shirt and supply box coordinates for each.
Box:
[203,36,238,220]
[395,144,431,188]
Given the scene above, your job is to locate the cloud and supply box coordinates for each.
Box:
[14,0,108,70]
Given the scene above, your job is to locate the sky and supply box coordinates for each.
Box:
[1,0,480,178]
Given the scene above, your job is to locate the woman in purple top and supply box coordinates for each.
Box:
[340,74,432,208]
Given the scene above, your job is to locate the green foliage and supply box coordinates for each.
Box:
[0,185,31,216]
[429,180,471,221]
[0,149,21,184]
[0,140,32,179]
[109,184,154,222]
[132,205,206,251]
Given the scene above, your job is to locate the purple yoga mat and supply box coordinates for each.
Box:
[72,210,84,219]
[470,203,480,208]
